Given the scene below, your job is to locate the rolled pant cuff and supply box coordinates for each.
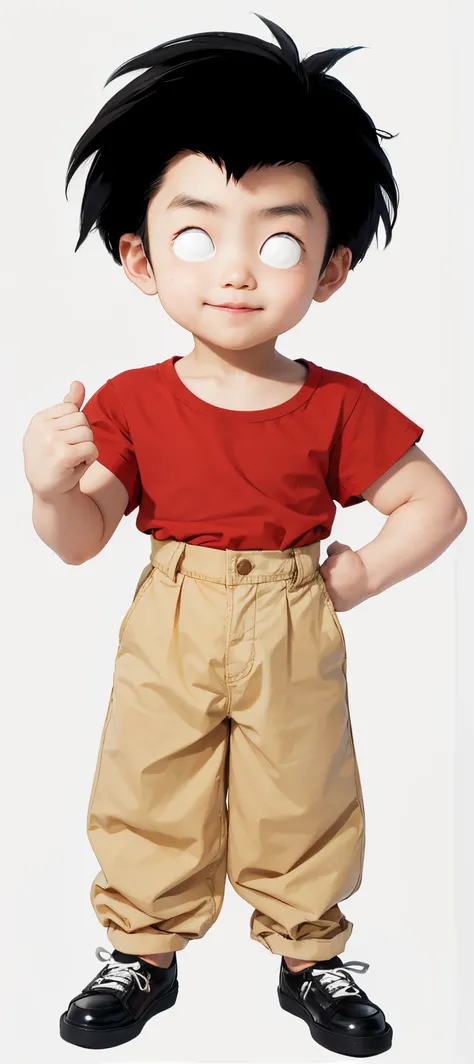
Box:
[106,927,190,956]
[252,924,353,961]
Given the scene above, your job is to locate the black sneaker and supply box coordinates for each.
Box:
[60,946,179,1050]
[278,955,393,1057]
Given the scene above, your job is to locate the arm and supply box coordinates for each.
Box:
[32,461,130,565]
[356,444,467,597]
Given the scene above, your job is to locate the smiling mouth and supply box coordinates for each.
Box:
[206,303,262,312]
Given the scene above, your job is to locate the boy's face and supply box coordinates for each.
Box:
[120,151,351,350]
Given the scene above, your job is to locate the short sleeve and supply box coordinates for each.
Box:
[327,382,424,507]
[82,379,141,516]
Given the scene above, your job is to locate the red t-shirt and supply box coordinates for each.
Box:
[81,356,424,550]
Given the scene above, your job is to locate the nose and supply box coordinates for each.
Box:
[218,246,257,290]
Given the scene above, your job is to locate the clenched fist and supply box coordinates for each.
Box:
[23,381,99,501]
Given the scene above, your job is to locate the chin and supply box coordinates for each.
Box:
[210,336,267,351]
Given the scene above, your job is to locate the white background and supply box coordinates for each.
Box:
[2,1,472,1061]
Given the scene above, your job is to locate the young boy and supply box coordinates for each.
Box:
[23,14,466,1058]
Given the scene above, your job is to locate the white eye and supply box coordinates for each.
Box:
[259,233,302,269]
[173,228,215,261]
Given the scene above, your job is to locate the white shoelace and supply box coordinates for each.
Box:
[301,960,369,1000]
[90,946,151,994]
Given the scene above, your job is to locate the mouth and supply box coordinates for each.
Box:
[205,303,262,313]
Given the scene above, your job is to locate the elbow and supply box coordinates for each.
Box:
[445,505,468,543]
[454,505,468,529]
[61,541,106,565]
[416,496,468,541]
[433,490,467,530]
[61,549,98,565]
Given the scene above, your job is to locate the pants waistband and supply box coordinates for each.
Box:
[149,537,321,589]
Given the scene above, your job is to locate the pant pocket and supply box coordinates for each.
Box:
[316,570,347,658]
[118,562,155,644]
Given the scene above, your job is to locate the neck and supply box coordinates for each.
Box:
[187,335,284,378]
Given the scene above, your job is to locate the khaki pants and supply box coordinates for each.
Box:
[86,538,365,961]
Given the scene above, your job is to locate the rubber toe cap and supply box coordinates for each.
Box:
[67,993,128,1028]
[331,1001,387,1034]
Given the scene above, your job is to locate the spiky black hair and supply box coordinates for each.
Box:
[65,12,399,274]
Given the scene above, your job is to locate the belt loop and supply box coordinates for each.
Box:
[167,541,186,582]
[289,547,301,589]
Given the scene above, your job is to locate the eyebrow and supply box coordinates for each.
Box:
[166,193,313,220]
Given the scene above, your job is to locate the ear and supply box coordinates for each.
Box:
[119,234,157,296]
[313,246,352,304]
